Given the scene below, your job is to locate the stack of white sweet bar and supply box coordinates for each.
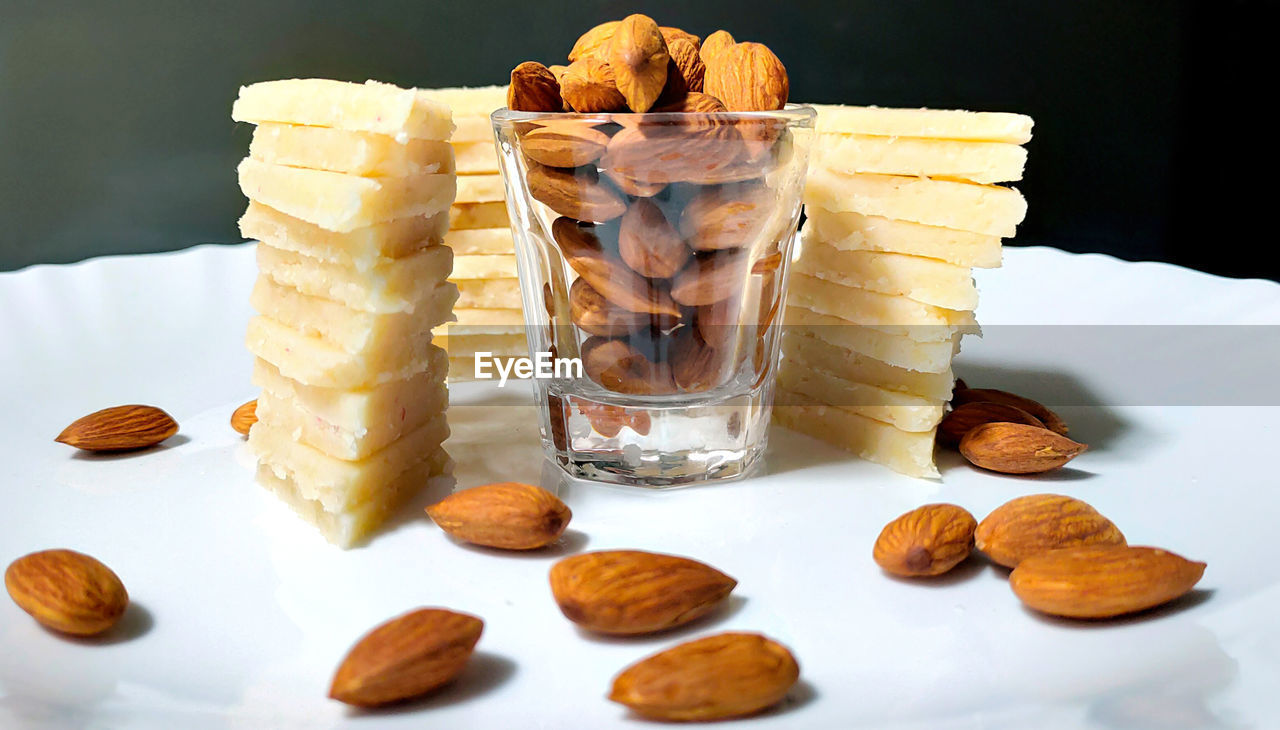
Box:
[423,85,529,379]
[775,106,1033,478]
[232,79,459,547]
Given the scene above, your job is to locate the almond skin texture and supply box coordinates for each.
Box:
[1010,545,1206,619]
[618,198,690,278]
[329,608,483,707]
[608,14,669,112]
[570,277,649,336]
[609,632,799,721]
[704,42,789,112]
[582,337,678,395]
[427,482,570,550]
[56,404,179,452]
[658,37,705,104]
[558,58,626,113]
[960,422,1087,474]
[699,30,736,66]
[953,387,1069,435]
[976,493,1126,568]
[553,217,681,317]
[873,504,977,577]
[521,119,611,167]
[568,20,620,62]
[679,184,775,251]
[671,251,750,307]
[230,399,258,436]
[659,26,702,49]
[5,549,128,636]
[508,61,562,112]
[527,164,627,222]
[549,550,736,635]
[937,402,1044,448]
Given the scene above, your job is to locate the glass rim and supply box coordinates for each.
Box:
[491,102,817,126]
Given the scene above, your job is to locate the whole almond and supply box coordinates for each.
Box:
[618,198,690,278]
[230,399,258,436]
[527,164,627,222]
[553,217,681,317]
[521,119,611,167]
[608,14,669,112]
[549,550,736,635]
[5,549,128,636]
[937,402,1044,448]
[570,277,650,337]
[56,404,179,452]
[704,42,789,112]
[329,608,483,707]
[602,168,667,198]
[558,58,626,113]
[609,632,799,721]
[679,184,775,251]
[671,251,750,307]
[670,327,730,393]
[975,493,1126,568]
[659,26,702,49]
[508,61,562,112]
[953,387,1069,436]
[600,120,744,186]
[699,30,736,66]
[568,20,620,62]
[873,504,977,577]
[960,422,1087,474]
[582,337,677,395]
[657,37,705,104]
[426,482,571,550]
[1010,545,1206,619]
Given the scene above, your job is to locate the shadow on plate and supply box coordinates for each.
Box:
[51,601,154,645]
[345,651,516,716]
[442,528,589,560]
[882,554,993,588]
[1021,588,1216,629]
[622,677,818,724]
[571,595,750,647]
[68,434,193,461]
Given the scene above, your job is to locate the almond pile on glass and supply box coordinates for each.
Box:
[504,15,801,397]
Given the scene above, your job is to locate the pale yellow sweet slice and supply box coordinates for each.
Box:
[788,273,977,338]
[450,254,518,280]
[805,168,1027,237]
[782,330,954,400]
[803,207,1001,269]
[247,316,448,388]
[456,278,523,309]
[250,275,456,352]
[239,202,448,271]
[250,123,455,177]
[257,387,446,461]
[773,388,939,479]
[453,116,496,143]
[777,361,945,432]
[256,242,452,314]
[793,234,978,311]
[255,446,451,549]
[238,158,455,232]
[811,104,1034,144]
[455,174,505,203]
[447,355,525,381]
[815,134,1026,184]
[232,79,454,141]
[418,85,508,117]
[454,141,501,174]
[253,358,446,449]
[443,227,514,255]
[452,308,525,327]
[450,201,509,230]
[784,306,961,373]
[435,332,528,357]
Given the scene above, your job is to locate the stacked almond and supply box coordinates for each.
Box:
[423,86,528,380]
[232,79,458,547]
[774,106,1033,478]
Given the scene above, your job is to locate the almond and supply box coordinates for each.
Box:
[1010,545,1206,619]
[527,163,626,222]
[329,608,483,707]
[581,337,677,395]
[558,58,626,113]
[937,402,1044,448]
[657,37,705,105]
[699,30,736,66]
[953,387,1069,436]
[602,168,667,198]
[679,183,775,251]
[704,42,789,112]
[426,482,571,550]
[670,327,730,393]
[56,404,179,452]
[230,399,257,436]
[508,61,562,112]
[873,504,977,577]
[576,401,652,438]
[521,119,611,167]
[975,493,1126,568]
[959,422,1087,474]
[659,26,702,49]
[570,277,650,336]
[600,120,744,186]
[568,20,620,62]
[608,14,669,112]
[671,251,750,307]
[553,217,681,317]
[618,198,690,278]
[609,632,799,721]
[549,550,736,635]
[653,91,727,114]
[5,549,129,636]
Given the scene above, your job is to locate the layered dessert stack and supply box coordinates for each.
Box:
[232,79,459,546]
[775,105,1033,478]
[422,85,529,379]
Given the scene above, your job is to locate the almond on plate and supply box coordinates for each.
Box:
[873,503,977,577]
[959,422,1087,474]
[975,493,1125,568]
[1010,545,1206,619]
[426,482,571,550]
[56,404,179,452]
[5,549,129,636]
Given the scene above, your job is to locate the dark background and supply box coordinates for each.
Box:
[0,0,1272,279]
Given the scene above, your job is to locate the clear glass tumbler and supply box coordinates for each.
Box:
[492,105,815,487]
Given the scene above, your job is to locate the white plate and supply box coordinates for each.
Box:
[1,244,1278,729]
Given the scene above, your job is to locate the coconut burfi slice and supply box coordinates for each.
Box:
[773,389,939,479]
[232,79,454,141]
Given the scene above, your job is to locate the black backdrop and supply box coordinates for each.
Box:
[1,0,1272,279]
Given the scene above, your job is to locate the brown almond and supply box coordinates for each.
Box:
[653,91,727,114]
[600,120,744,186]
[953,387,1069,436]
[602,168,668,198]
[699,30,736,66]
[608,14,669,112]
[577,401,651,438]
[527,164,626,222]
[959,422,1087,474]
[671,251,750,307]
[547,64,568,84]
[521,119,611,167]
[570,277,650,336]
[581,337,677,395]
[568,20,620,62]
[975,493,1126,568]
[230,399,257,436]
[873,504,977,577]
[671,327,730,393]
[329,608,483,707]
[657,37,705,104]
[704,42,789,112]
[609,632,799,721]
[426,482,571,550]
[679,184,775,251]
[659,26,702,49]
[5,549,129,636]
[508,61,562,112]
[553,217,680,317]
[56,404,179,452]
[558,58,627,113]
[550,550,736,635]
[937,402,1044,448]
[1010,545,1206,619]
[618,198,690,278]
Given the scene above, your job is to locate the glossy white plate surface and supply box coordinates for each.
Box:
[1,244,1278,729]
